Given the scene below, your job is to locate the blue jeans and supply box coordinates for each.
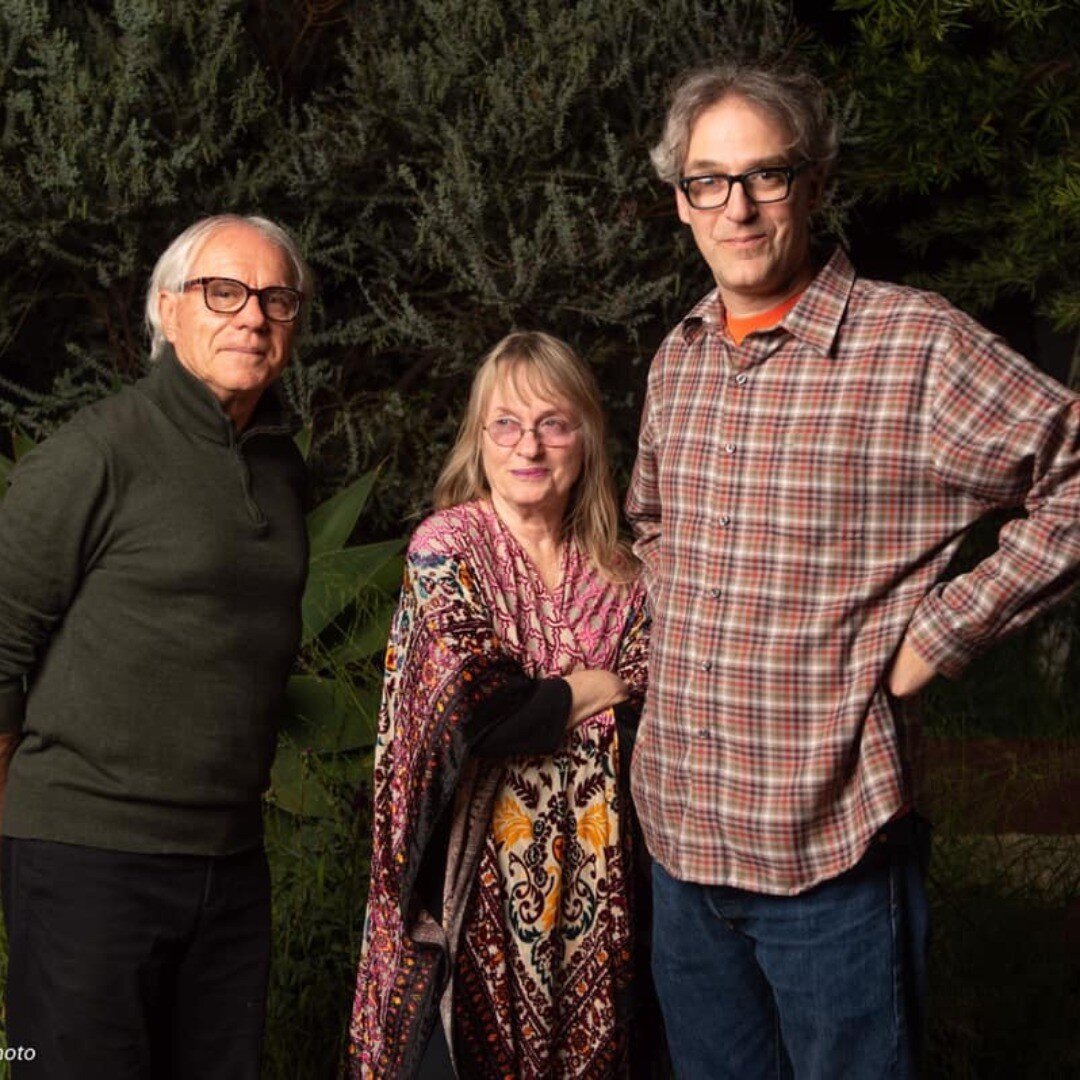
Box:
[651,818,929,1079]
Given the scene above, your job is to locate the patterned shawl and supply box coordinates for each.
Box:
[348,500,648,1078]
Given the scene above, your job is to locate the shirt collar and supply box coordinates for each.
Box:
[679,246,855,358]
[136,346,292,445]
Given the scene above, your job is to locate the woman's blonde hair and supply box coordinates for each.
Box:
[434,331,636,583]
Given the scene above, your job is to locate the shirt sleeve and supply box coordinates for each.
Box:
[626,356,664,595]
[905,318,1080,678]
[0,426,113,733]
[612,597,650,781]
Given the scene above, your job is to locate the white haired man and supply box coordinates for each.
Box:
[627,62,1080,1077]
[0,215,311,1078]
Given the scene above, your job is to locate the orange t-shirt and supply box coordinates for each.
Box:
[726,292,804,346]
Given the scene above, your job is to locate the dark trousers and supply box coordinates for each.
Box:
[1,838,271,1080]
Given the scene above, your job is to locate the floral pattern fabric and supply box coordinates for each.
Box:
[348,500,647,1078]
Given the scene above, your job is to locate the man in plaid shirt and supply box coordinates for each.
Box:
[627,61,1080,1077]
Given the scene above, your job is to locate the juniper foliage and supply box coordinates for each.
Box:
[278,0,804,522]
[0,0,801,524]
[826,0,1080,375]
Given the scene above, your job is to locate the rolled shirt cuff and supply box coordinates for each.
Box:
[903,587,981,681]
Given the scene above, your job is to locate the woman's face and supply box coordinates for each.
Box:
[480,369,585,524]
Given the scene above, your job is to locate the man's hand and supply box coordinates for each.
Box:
[886,639,937,699]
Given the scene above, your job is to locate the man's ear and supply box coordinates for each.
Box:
[675,185,692,226]
[158,290,180,344]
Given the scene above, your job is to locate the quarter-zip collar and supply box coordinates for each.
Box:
[136,345,293,446]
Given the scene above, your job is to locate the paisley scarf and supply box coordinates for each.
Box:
[348,501,647,1078]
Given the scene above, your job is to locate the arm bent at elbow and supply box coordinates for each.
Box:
[564,669,630,729]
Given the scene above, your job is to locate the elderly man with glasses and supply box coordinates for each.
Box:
[0,215,311,1078]
[626,62,1080,1078]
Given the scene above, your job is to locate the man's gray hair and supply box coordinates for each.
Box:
[650,62,838,186]
[145,214,313,360]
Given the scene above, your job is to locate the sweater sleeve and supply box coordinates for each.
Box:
[0,426,112,733]
[905,320,1080,677]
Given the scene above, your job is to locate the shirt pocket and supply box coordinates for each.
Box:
[761,414,870,545]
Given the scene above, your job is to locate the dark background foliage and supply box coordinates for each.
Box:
[3,0,1078,513]
[1,0,1077,1075]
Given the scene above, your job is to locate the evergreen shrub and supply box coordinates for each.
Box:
[0,0,797,525]
[2,1,1078,1075]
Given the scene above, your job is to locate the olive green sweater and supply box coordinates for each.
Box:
[0,349,308,854]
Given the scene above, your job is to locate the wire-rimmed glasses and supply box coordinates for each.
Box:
[484,416,581,448]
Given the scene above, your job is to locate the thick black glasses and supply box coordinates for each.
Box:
[484,416,581,448]
[183,277,303,323]
[678,162,811,210]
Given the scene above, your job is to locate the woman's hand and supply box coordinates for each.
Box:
[563,669,631,729]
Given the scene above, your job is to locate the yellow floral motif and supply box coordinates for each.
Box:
[492,795,533,849]
[577,801,609,852]
[540,867,562,931]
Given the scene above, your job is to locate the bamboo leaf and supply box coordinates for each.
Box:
[267,743,337,819]
[282,674,379,751]
[293,425,313,461]
[306,467,380,557]
[301,539,404,643]
[327,599,397,666]
[11,429,35,461]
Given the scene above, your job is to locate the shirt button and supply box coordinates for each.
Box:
[724,443,736,454]
[701,661,712,672]
[734,373,748,386]
[697,728,710,739]
[710,587,721,598]
[720,515,731,527]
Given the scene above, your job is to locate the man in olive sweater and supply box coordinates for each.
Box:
[0,215,311,1079]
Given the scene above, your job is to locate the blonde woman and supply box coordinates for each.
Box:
[349,332,651,1077]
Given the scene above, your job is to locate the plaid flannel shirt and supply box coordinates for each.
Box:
[626,247,1080,894]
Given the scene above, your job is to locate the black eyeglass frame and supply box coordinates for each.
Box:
[677,161,813,210]
[182,277,304,323]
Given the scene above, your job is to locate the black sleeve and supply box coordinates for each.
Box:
[415,675,572,920]
[467,675,571,759]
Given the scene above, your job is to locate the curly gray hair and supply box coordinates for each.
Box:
[651,62,838,186]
